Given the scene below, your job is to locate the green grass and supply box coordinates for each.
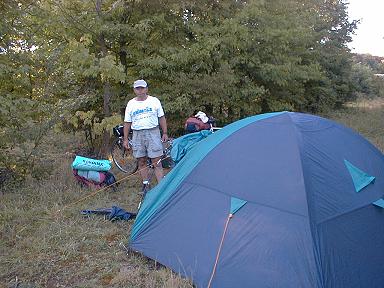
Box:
[1,102,384,287]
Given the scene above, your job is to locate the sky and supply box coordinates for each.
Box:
[347,0,384,57]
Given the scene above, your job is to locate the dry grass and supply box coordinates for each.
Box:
[1,100,384,287]
[345,97,384,110]
[0,134,192,288]
[324,103,384,152]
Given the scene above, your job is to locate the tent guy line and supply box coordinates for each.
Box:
[207,213,233,288]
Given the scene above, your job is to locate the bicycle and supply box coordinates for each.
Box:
[111,125,173,174]
[111,123,220,210]
[110,125,137,174]
[134,124,221,209]
[137,145,173,210]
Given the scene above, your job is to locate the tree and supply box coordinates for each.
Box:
[0,0,54,177]
[0,0,360,178]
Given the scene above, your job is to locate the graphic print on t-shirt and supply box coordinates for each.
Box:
[132,107,153,116]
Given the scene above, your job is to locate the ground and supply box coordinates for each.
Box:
[1,100,384,287]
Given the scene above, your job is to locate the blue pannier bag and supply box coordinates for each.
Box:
[72,155,111,171]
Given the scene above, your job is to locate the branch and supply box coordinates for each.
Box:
[51,0,97,37]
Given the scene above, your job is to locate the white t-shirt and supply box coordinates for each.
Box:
[124,95,165,130]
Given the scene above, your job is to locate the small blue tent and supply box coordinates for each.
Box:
[129,112,384,288]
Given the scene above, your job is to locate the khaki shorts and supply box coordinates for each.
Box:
[131,127,163,159]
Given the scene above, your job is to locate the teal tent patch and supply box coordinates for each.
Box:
[344,160,375,192]
[373,199,384,208]
[230,197,247,215]
[171,130,212,164]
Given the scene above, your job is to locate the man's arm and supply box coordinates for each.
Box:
[159,116,168,142]
[123,122,132,149]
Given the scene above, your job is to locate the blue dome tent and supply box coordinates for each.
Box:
[129,112,384,288]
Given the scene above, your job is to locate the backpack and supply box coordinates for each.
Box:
[185,117,212,133]
[73,169,117,190]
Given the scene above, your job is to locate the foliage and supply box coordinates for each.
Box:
[61,111,122,153]
[1,0,364,174]
[350,56,384,99]
[0,1,52,178]
[136,0,359,122]
[353,54,384,74]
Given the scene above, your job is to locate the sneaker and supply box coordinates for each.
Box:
[139,181,150,195]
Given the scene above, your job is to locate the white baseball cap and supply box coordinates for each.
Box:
[133,79,148,88]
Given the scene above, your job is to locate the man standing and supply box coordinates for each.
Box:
[123,79,168,186]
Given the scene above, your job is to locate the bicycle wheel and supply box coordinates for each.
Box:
[110,138,138,174]
[161,140,174,168]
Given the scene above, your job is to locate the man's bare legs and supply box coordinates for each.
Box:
[151,156,164,183]
[137,157,149,183]
[137,156,164,184]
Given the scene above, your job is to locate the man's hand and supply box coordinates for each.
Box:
[161,133,168,143]
[123,138,130,150]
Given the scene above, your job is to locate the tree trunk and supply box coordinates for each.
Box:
[96,0,111,157]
